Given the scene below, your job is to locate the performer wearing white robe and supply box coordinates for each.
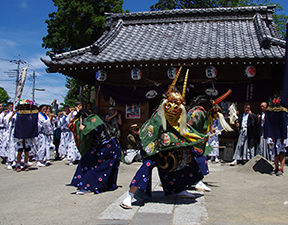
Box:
[5,111,17,169]
[58,111,80,165]
[0,110,7,159]
[35,106,53,166]
[0,104,13,162]
[208,118,222,163]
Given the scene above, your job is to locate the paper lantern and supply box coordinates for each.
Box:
[131,68,142,80]
[167,67,178,79]
[95,70,107,81]
[205,66,218,78]
[244,66,256,78]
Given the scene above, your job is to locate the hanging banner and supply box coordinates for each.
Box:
[205,66,218,79]
[130,68,142,80]
[95,70,107,81]
[244,66,256,78]
[167,67,178,79]
[14,66,28,105]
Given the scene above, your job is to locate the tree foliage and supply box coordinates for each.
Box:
[0,87,10,104]
[42,0,126,106]
[61,77,96,108]
[43,0,126,54]
[150,0,288,38]
[150,0,239,11]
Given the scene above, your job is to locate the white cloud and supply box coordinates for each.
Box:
[27,54,48,70]
[18,0,28,9]
[0,39,18,47]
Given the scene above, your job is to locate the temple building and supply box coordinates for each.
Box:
[42,5,286,148]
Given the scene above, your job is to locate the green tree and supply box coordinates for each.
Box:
[0,87,10,104]
[150,0,239,11]
[43,0,126,53]
[237,1,288,38]
[42,0,126,106]
[150,0,287,38]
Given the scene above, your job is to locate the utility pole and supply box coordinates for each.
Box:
[0,55,26,98]
[31,71,45,102]
[32,71,36,102]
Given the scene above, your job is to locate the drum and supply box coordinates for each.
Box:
[155,147,192,172]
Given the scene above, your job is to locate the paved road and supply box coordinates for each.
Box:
[0,157,288,225]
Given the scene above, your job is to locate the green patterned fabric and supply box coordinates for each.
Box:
[140,105,212,158]
[76,114,104,156]
[187,106,213,134]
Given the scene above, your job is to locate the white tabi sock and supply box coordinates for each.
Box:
[122,192,134,207]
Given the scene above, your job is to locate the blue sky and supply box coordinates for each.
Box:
[0,0,287,106]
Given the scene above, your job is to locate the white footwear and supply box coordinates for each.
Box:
[11,161,16,167]
[215,158,220,163]
[195,180,211,192]
[230,159,237,166]
[46,161,51,165]
[62,158,68,161]
[36,161,46,167]
[176,190,195,199]
[68,161,73,166]
[76,190,93,195]
[120,192,134,209]
[27,161,33,166]
[6,165,12,170]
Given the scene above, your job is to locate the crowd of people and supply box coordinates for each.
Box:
[0,99,140,173]
[0,100,84,170]
[0,95,286,201]
[229,101,287,176]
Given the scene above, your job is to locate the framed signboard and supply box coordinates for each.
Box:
[126,103,141,119]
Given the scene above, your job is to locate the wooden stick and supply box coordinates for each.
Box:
[208,128,225,138]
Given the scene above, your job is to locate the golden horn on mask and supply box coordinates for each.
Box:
[182,69,189,99]
[166,66,182,95]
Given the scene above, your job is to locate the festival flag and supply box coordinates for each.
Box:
[281,21,288,108]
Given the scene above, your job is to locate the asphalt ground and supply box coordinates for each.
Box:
[0,155,288,225]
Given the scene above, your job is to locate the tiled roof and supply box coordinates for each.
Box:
[41,5,285,68]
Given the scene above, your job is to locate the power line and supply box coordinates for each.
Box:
[0,55,27,99]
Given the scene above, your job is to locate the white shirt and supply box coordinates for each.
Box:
[261,112,265,127]
[241,113,249,129]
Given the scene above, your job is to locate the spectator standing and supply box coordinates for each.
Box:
[0,103,6,163]
[35,105,54,167]
[1,103,12,164]
[5,104,17,170]
[208,118,222,163]
[230,103,257,165]
[53,110,62,160]
[85,101,92,114]
[124,124,141,164]
[46,105,55,164]
[256,102,271,160]
[105,107,122,139]
[51,99,58,115]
